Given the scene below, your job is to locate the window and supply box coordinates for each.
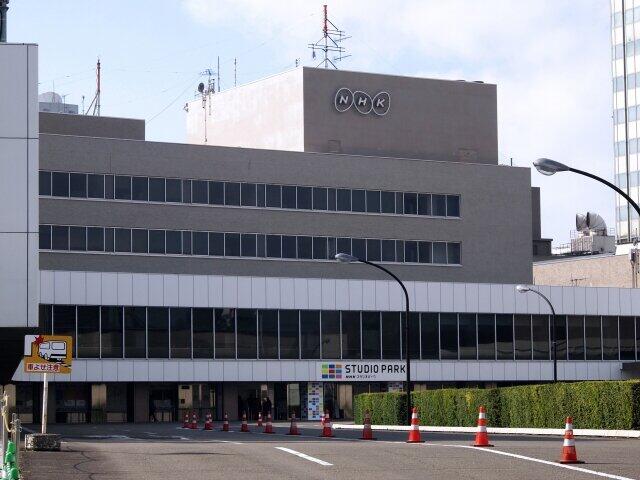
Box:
[352,190,366,212]
[418,242,432,263]
[193,232,208,255]
[166,231,182,254]
[602,316,619,360]
[149,230,165,254]
[301,310,321,359]
[259,310,278,359]
[52,225,69,250]
[568,316,585,360]
[69,173,87,198]
[170,308,191,358]
[87,174,104,199]
[366,239,381,262]
[420,313,439,359]
[105,228,114,252]
[225,233,240,256]
[148,307,169,358]
[440,313,458,359]
[69,226,86,251]
[208,232,224,256]
[321,311,341,358]
[313,237,327,260]
[432,194,446,216]
[337,189,351,211]
[131,229,148,253]
[366,191,380,213]
[105,175,114,199]
[381,240,395,262]
[214,308,235,359]
[433,242,447,264]
[297,186,312,210]
[193,308,214,358]
[396,241,404,262]
[532,315,549,360]
[51,172,69,197]
[149,178,165,202]
[115,228,131,253]
[166,179,182,202]
[114,176,132,200]
[404,241,418,263]
[241,183,256,207]
[327,188,337,211]
[241,234,257,257]
[124,307,146,358]
[447,243,461,264]
[514,314,532,359]
[496,314,513,359]
[39,225,51,249]
[53,305,76,357]
[192,180,208,204]
[337,238,351,256]
[280,310,300,359]
[297,236,312,259]
[362,312,381,359]
[257,184,266,207]
[447,195,460,216]
[585,316,602,360]
[39,171,51,196]
[403,193,417,215]
[282,186,296,209]
[382,312,401,359]
[237,309,257,359]
[554,315,568,360]
[459,314,477,359]
[477,314,495,359]
[381,191,395,214]
[395,192,404,214]
[352,238,366,259]
[341,311,361,359]
[225,182,240,206]
[101,306,123,358]
[267,235,282,258]
[620,316,635,360]
[40,305,53,334]
[132,176,148,201]
[266,184,281,208]
[313,187,327,210]
[402,313,421,359]
[77,306,100,358]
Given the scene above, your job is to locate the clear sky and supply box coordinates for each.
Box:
[8,0,613,244]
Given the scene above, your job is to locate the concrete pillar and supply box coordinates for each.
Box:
[134,384,148,423]
[222,384,238,420]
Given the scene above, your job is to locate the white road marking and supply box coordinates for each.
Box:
[424,444,635,480]
[275,447,333,466]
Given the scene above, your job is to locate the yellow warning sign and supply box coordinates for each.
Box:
[23,335,73,374]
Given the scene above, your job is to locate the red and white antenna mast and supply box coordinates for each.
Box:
[308,4,350,69]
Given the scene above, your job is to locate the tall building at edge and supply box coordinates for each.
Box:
[1,40,640,424]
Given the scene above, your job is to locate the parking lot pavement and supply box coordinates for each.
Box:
[21,422,640,480]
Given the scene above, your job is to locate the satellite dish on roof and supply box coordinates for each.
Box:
[198,82,205,94]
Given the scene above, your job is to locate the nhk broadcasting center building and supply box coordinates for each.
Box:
[2,44,640,424]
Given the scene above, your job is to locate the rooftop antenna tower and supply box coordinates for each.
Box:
[308,4,350,69]
[85,58,101,116]
[0,0,9,43]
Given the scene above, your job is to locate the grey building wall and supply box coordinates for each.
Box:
[534,254,634,288]
[531,187,541,240]
[39,133,533,284]
[40,112,145,140]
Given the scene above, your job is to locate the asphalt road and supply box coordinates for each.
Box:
[21,422,640,480]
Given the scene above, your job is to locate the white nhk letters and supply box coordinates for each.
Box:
[334,87,390,116]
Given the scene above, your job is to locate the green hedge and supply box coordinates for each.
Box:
[353,381,640,430]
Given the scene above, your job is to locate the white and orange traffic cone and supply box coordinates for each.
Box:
[320,411,334,438]
[287,415,300,435]
[559,417,584,464]
[220,412,230,432]
[361,410,376,440]
[472,406,493,447]
[190,411,198,430]
[240,411,250,432]
[263,412,274,434]
[203,412,213,431]
[406,407,424,443]
[182,412,190,429]
[257,411,263,427]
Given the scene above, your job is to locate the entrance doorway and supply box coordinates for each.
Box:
[149,384,177,422]
[236,383,268,420]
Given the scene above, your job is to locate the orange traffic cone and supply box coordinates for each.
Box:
[182,412,190,429]
[203,412,213,431]
[361,410,376,440]
[406,407,424,443]
[264,412,274,434]
[287,415,301,435]
[257,412,263,427]
[221,412,230,432]
[559,417,584,464]
[240,411,250,432]
[472,406,493,447]
[190,411,198,430]
[320,411,334,438]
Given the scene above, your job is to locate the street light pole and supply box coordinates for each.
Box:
[335,253,412,425]
[516,285,557,382]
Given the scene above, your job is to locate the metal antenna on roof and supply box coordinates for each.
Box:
[307,4,350,69]
[85,58,101,116]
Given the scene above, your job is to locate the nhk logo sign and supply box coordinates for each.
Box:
[317,361,405,381]
[334,87,390,116]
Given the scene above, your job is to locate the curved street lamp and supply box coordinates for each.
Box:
[335,253,412,425]
[516,284,557,382]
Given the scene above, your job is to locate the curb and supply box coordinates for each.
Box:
[332,423,640,439]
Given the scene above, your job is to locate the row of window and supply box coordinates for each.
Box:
[613,137,640,156]
[39,171,461,218]
[612,8,640,28]
[612,104,640,124]
[40,305,639,362]
[612,73,640,93]
[38,225,462,265]
[612,38,640,60]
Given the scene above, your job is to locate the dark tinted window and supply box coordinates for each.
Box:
[282,186,296,208]
[225,233,240,256]
[209,181,224,205]
[602,316,619,360]
[301,310,321,359]
[366,191,380,213]
[341,311,361,359]
[404,241,418,262]
[149,178,165,202]
[209,232,224,256]
[440,313,458,359]
[149,230,165,254]
[266,185,281,208]
[280,310,300,359]
[214,308,235,359]
[192,180,208,204]
[131,229,148,253]
[352,189,366,212]
[69,226,86,251]
[447,195,460,216]
[433,242,447,264]
[620,316,635,360]
[105,228,114,252]
[52,225,69,250]
[115,228,131,253]
[257,234,266,257]
[193,232,208,255]
[313,237,327,260]
[366,239,381,262]
[132,176,148,201]
[395,192,404,214]
[53,305,76,357]
[313,187,327,210]
[459,313,477,359]
[166,231,182,254]
[321,311,341,359]
[448,243,461,264]
[101,306,123,358]
[39,225,51,249]
[568,315,585,360]
[257,184,266,207]
[432,194,446,216]
[395,240,404,262]
[114,176,132,200]
[381,240,395,262]
[225,182,240,206]
[421,313,439,359]
[237,309,257,359]
[362,312,381,359]
[166,179,182,202]
[87,174,104,198]
[337,238,351,256]
[170,308,191,358]
[514,314,532,359]
[327,188,337,211]
[51,172,69,197]
[297,236,312,259]
[297,186,312,210]
[69,173,87,198]
[105,175,114,199]
[148,307,169,358]
[39,171,51,195]
[477,314,495,359]
[532,315,549,360]
[182,180,191,203]
[418,241,432,263]
[182,231,192,254]
[337,189,351,211]
[258,310,278,359]
[352,238,366,259]
[496,314,514,359]
[125,307,147,358]
[241,183,256,206]
[381,191,395,213]
[382,312,400,359]
[241,234,257,257]
[266,235,281,258]
[87,227,104,251]
[418,194,431,215]
[193,308,214,358]
[403,192,417,215]
[77,306,100,358]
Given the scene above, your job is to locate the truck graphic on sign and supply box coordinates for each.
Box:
[38,341,67,363]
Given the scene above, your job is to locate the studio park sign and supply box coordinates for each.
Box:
[318,361,406,382]
[334,87,390,116]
